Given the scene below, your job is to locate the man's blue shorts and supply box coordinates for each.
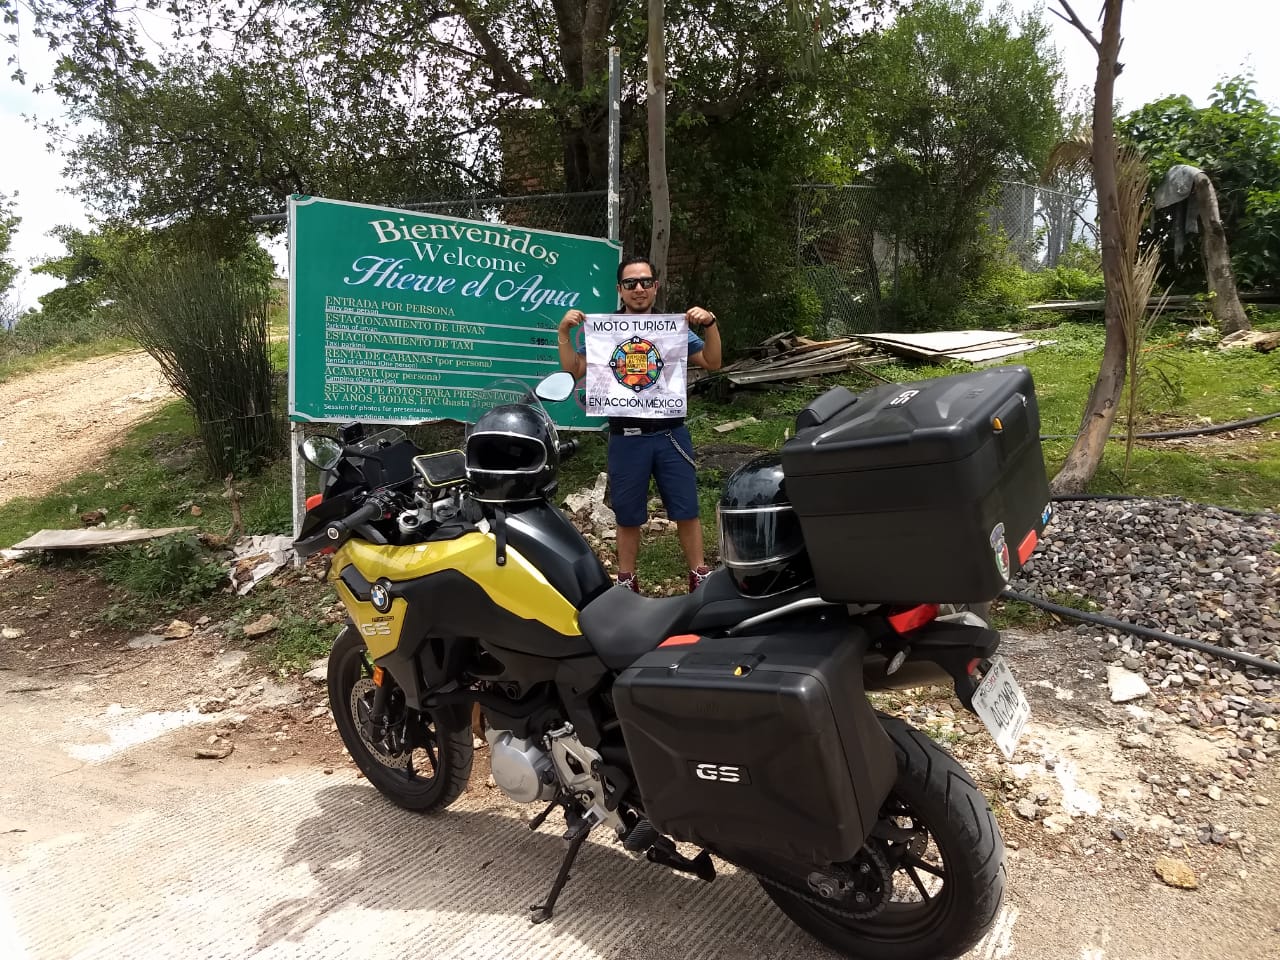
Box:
[607,426,699,527]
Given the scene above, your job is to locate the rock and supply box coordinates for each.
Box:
[195,741,234,760]
[1108,665,1151,703]
[303,663,328,684]
[1206,785,1223,801]
[309,705,329,720]
[1147,815,1176,833]
[1121,732,1154,750]
[164,619,195,639]
[1042,814,1072,835]
[128,633,175,649]
[1255,795,1272,807]
[243,614,281,638]
[1153,857,1199,890]
[79,509,107,526]
[1,626,25,640]
[1015,798,1039,821]
[198,697,228,714]
[1111,827,1128,842]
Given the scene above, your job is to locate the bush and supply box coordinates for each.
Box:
[98,534,226,601]
[110,238,277,477]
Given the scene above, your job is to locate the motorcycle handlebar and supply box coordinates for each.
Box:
[325,497,386,542]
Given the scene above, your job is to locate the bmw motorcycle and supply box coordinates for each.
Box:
[294,368,1050,960]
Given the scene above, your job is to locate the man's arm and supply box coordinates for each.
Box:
[687,306,721,371]
[558,310,587,379]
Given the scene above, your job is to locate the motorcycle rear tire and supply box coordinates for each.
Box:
[328,626,473,812]
[758,713,1004,960]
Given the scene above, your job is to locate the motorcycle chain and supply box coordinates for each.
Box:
[756,845,893,922]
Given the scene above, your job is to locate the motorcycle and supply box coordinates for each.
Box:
[293,367,1050,960]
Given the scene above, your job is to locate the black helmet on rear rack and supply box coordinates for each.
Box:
[465,380,560,503]
[717,454,813,597]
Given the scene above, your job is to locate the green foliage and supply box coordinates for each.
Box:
[109,235,278,477]
[0,191,19,322]
[848,0,1062,326]
[97,534,226,601]
[259,614,336,672]
[1119,75,1280,291]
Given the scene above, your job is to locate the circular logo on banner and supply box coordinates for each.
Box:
[609,337,663,392]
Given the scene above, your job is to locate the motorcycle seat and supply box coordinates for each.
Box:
[579,567,816,670]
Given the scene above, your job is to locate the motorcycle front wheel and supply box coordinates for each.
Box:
[328,626,473,812]
[758,714,1004,960]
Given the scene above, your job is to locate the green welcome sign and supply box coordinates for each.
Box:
[288,196,621,426]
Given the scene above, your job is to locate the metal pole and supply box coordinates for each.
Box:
[291,422,306,544]
[608,46,621,243]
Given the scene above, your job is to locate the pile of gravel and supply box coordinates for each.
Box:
[1012,497,1280,744]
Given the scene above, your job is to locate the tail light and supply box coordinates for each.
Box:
[887,603,939,635]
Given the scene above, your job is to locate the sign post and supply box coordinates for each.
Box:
[287,195,620,534]
[288,196,619,427]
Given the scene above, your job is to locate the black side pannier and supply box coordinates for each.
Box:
[780,365,1051,603]
[612,626,897,865]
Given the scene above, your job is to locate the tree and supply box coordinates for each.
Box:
[0,192,19,328]
[1049,0,1127,496]
[845,0,1062,325]
[1120,77,1280,293]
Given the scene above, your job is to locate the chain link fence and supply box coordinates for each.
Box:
[398,189,609,241]
[796,181,1095,336]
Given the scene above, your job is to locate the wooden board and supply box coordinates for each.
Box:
[11,526,199,551]
[854,330,1024,355]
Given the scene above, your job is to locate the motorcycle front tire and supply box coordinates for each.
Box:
[328,626,473,812]
[759,713,1005,960]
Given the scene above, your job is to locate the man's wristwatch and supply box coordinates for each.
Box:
[702,317,717,329]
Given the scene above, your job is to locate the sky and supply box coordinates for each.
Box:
[2,0,1278,306]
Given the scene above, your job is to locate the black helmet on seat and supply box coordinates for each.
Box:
[465,385,560,503]
[717,454,813,597]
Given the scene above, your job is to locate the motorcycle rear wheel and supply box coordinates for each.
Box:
[758,714,1004,960]
[328,627,473,812]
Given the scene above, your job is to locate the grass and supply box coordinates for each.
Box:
[1,313,1274,613]
[0,399,293,548]
[0,335,134,386]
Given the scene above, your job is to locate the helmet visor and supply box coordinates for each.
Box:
[717,504,806,567]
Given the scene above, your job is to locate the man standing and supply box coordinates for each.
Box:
[557,255,722,593]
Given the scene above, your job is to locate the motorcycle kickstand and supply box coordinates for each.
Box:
[529,819,591,924]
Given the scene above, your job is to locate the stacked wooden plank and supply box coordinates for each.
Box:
[853,330,1053,364]
[715,331,889,386]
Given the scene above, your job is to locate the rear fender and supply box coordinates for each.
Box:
[863,619,1001,712]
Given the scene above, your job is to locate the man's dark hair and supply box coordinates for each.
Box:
[617,255,658,285]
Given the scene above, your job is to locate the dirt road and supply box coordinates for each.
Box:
[0,351,173,505]
[1,566,1277,960]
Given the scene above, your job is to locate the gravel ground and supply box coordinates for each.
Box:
[1012,497,1280,746]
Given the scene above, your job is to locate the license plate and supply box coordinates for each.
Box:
[972,656,1031,760]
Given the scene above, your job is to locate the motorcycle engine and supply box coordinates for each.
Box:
[486,728,557,803]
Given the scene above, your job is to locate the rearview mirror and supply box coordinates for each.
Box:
[300,435,343,471]
[535,370,576,403]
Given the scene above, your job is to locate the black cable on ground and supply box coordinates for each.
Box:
[1049,493,1278,520]
[1040,409,1280,442]
[1000,588,1280,676]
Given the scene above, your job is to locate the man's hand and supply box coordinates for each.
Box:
[560,309,585,333]
[686,306,717,328]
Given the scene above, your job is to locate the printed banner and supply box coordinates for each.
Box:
[288,195,620,426]
[583,314,689,419]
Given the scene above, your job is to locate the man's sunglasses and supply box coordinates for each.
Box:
[619,277,657,290]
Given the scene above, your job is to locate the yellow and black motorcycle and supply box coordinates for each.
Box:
[295,367,1051,960]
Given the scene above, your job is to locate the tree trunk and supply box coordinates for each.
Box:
[1194,171,1251,335]
[647,0,670,308]
[1050,0,1127,496]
